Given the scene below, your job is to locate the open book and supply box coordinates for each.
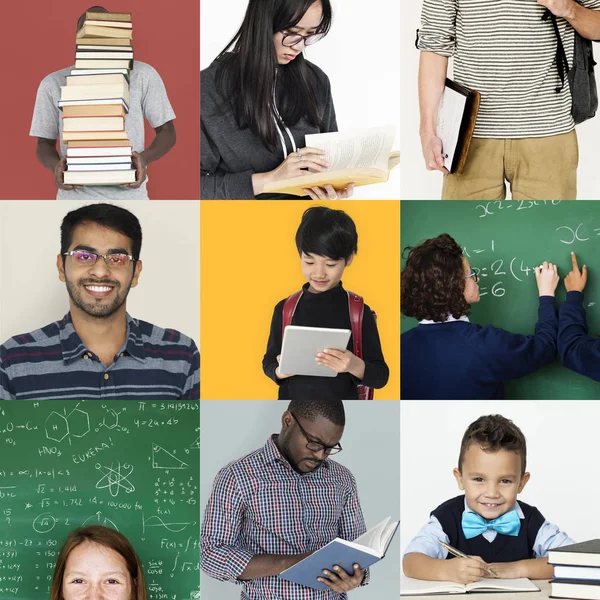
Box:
[400,575,540,596]
[279,517,398,591]
[436,79,480,175]
[262,126,400,195]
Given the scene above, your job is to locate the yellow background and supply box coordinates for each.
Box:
[200,201,400,399]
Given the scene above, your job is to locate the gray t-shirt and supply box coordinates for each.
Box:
[30,61,176,199]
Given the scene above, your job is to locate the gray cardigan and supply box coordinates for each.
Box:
[200,58,337,200]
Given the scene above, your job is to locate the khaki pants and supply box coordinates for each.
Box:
[442,130,578,200]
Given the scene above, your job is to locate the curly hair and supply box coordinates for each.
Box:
[401,233,471,322]
[458,415,527,475]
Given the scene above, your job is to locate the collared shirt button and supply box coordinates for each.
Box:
[120,353,124,358]
[83,355,89,360]
[104,373,109,380]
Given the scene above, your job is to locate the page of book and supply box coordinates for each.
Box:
[353,517,398,555]
[401,576,539,596]
[436,86,468,172]
[305,125,395,173]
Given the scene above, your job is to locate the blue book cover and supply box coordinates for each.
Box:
[279,517,398,592]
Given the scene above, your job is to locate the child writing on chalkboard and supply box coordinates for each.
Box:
[403,414,573,584]
[262,206,389,399]
[557,251,600,381]
[401,234,559,399]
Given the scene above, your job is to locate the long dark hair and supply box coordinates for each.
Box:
[215,0,333,151]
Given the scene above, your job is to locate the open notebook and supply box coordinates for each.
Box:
[400,575,540,596]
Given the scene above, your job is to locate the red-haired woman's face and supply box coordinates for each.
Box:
[62,541,132,600]
[463,257,480,304]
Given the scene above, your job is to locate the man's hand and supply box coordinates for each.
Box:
[318,564,365,593]
[564,251,588,292]
[120,151,147,189]
[316,349,365,379]
[537,0,576,19]
[421,133,449,174]
[54,156,83,190]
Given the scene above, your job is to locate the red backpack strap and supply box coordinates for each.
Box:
[282,290,303,340]
[347,291,374,400]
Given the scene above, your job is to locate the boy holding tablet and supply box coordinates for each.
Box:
[262,206,388,400]
[403,415,573,583]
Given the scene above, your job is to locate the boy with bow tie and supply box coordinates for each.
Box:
[402,415,573,584]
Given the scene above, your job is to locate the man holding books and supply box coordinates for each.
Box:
[200,398,369,599]
[418,0,600,200]
[30,6,176,199]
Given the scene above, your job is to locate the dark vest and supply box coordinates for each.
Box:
[432,495,545,563]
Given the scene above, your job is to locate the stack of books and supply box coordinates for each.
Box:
[59,11,136,185]
[550,540,600,599]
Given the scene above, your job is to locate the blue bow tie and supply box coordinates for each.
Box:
[462,509,521,539]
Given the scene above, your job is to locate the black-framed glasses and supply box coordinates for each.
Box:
[290,412,342,455]
[465,268,480,283]
[281,31,326,47]
[63,250,134,269]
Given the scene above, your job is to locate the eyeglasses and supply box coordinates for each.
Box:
[63,250,134,269]
[281,31,326,47]
[465,268,480,283]
[290,412,342,455]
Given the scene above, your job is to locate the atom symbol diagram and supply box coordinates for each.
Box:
[95,461,135,498]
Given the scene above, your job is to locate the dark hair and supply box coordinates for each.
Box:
[215,0,333,151]
[458,415,527,475]
[295,206,357,262]
[287,398,345,426]
[401,233,470,322]
[77,5,108,30]
[61,203,143,260]
[50,525,148,600]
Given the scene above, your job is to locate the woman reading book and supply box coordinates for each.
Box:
[201,0,354,200]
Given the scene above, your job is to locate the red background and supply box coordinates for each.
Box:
[0,0,199,200]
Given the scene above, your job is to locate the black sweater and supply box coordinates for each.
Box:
[201,57,338,200]
[262,282,389,399]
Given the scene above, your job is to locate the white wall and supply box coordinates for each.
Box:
[200,400,400,598]
[400,400,600,570]
[200,0,401,199]
[400,1,600,200]
[0,201,200,346]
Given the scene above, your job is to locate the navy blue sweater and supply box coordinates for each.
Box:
[559,291,600,381]
[401,296,557,399]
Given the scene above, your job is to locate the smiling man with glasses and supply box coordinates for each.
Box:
[0,203,199,400]
[201,398,369,599]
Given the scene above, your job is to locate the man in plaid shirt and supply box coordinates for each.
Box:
[201,398,369,599]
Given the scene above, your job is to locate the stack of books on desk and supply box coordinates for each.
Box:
[59,10,135,185]
[550,540,600,599]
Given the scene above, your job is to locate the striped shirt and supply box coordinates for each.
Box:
[201,435,369,600]
[0,313,199,400]
[418,0,600,138]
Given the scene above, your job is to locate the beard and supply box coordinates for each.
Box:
[65,275,133,319]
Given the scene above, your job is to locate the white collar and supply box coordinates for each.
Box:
[419,315,471,325]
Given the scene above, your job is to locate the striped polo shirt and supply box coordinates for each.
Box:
[418,0,600,138]
[0,313,199,400]
[201,434,370,599]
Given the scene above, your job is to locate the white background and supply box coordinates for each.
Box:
[400,1,600,200]
[400,400,600,572]
[0,201,200,346]
[200,401,400,598]
[200,0,401,199]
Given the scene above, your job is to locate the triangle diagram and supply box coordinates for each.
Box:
[152,444,189,469]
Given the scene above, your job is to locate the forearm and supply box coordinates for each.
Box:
[36,140,60,172]
[418,52,449,138]
[514,557,554,580]
[566,2,600,40]
[238,552,311,580]
[403,553,451,581]
[140,122,176,166]
[252,171,272,196]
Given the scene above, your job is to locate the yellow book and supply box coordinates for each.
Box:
[62,130,130,142]
[86,11,132,22]
[76,24,132,39]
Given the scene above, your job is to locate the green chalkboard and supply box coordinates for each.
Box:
[401,200,600,399]
[0,401,200,600]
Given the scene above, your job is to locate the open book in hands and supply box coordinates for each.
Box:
[262,126,400,195]
[279,517,399,591]
[400,575,540,596]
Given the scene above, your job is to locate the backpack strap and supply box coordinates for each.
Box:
[347,290,374,400]
[282,290,303,340]
[543,9,570,93]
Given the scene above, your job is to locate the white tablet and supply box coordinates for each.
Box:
[279,325,352,378]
